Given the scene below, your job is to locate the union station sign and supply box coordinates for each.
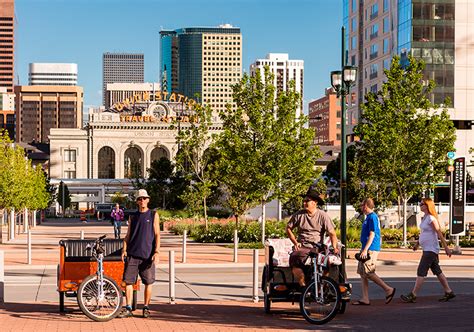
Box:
[111,91,199,113]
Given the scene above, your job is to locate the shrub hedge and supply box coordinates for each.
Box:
[168,218,473,247]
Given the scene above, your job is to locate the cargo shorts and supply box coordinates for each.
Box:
[357,250,379,278]
[123,256,156,285]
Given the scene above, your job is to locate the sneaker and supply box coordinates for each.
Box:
[400,292,417,303]
[143,306,150,318]
[119,307,133,318]
[439,292,456,302]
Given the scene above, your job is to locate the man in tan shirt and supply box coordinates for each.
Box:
[286,188,339,286]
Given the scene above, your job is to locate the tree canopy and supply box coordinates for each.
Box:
[214,67,321,223]
[350,55,456,209]
[0,131,50,212]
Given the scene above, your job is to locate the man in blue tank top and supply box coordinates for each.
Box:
[120,189,160,318]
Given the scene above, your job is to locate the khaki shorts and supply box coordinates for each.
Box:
[357,250,379,277]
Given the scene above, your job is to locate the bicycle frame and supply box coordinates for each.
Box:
[96,252,105,301]
[310,253,329,302]
[89,236,107,302]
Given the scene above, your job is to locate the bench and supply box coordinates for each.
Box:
[57,238,140,312]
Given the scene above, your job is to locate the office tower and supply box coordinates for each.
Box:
[309,88,341,146]
[0,0,14,93]
[344,0,473,158]
[14,85,83,143]
[102,53,144,108]
[105,82,160,110]
[29,63,78,86]
[160,30,179,93]
[0,87,15,139]
[159,24,242,113]
[250,53,304,116]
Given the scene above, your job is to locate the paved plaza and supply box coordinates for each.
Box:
[0,218,473,331]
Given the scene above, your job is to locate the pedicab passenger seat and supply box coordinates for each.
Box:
[60,239,123,262]
[264,238,295,288]
[265,238,293,267]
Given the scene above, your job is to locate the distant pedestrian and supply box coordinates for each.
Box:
[401,197,455,303]
[352,198,396,306]
[120,189,160,318]
[110,203,124,239]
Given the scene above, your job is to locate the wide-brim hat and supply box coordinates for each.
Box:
[301,188,325,206]
[136,189,150,200]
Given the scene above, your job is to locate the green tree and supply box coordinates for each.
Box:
[0,131,50,241]
[351,55,456,244]
[215,67,321,235]
[175,103,217,229]
[28,165,50,211]
[57,181,71,214]
[134,157,189,210]
[111,191,128,206]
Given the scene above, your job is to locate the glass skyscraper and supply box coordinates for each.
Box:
[159,25,242,114]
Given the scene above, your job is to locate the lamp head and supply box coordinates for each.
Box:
[343,66,357,85]
[330,71,342,92]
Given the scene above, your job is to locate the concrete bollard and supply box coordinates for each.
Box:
[233,229,238,263]
[23,209,29,234]
[80,230,84,240]
[8,210,14,241]
[182,230,187,263]
[0,250,4,306]
[252,249,259,303]
[27,230,32,264]
[169,250,175,304]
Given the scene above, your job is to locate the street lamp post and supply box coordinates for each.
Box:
[330,26,357,274]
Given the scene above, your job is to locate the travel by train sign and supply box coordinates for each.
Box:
[450,157,466,236]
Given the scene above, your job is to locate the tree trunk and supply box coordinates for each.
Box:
[261,200,266,245]
[402,197,408,247]
[203,196,208,231]
[397,197,402,228]
[0,209,3,244]
[235,214,239,229]
[277,199,282,221]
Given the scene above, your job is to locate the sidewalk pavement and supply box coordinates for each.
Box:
[1,218,473,331]
[1,218,473,269]
[1,295,472,331]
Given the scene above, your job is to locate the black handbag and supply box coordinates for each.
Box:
[355,252,371,263]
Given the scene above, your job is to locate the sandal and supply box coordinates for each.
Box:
[439,292,456,302]
[143,306,150,318]
[400,292,416,303]
[351,300,370,305]
[385,288,396,304]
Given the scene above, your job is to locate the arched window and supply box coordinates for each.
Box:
[124,146,143,178]
[150,147,169,163]
[98,146,115,178]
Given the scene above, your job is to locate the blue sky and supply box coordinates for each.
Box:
[15,0,343,111]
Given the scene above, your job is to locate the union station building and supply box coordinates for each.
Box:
[49,91,222,182]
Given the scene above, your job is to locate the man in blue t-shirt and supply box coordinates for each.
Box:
[352,198,396,306]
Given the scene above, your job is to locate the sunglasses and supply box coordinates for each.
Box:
[137,197,148,201]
